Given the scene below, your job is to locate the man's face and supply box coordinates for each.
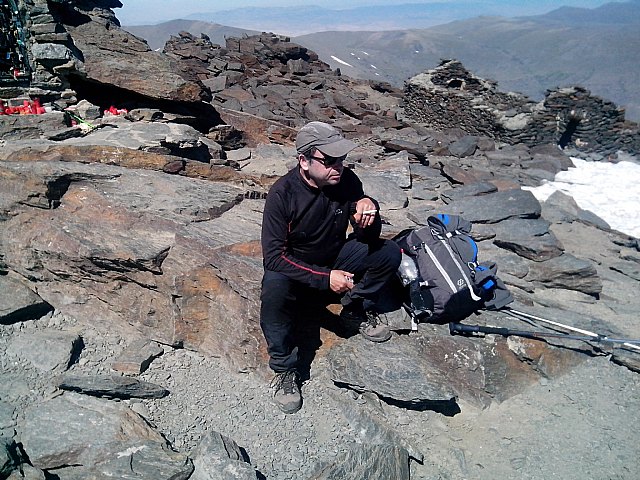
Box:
[299,150,346,188]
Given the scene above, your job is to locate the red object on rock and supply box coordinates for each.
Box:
[0,98,47,115]
[104,105,128,116]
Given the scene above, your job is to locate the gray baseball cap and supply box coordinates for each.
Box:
[295,121,357,157]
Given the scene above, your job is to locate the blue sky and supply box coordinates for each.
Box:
[117,1,614,25]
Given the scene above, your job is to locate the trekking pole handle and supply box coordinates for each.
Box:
[449,322,510,336]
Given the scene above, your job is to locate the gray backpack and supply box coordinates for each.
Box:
[395,214,512,324]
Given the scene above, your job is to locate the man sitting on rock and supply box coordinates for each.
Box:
[260,121,401,413]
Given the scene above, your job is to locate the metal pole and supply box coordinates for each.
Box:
[504,308,640,353]
[449,322,640,348]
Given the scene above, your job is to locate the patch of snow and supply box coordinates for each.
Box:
[330,56,353,67]
[525,157,640,238]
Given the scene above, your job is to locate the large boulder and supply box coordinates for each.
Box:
[0,160,267,371]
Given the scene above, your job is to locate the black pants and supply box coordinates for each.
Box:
[260,238,401,373]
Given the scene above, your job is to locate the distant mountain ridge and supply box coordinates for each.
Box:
[180,3,514,36]
[125,20,259,51]
[123,1,640,121]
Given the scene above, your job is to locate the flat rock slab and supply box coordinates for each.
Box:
[18,392,186,474]
[191,431,257,480]
[492,218,565,261]
[525,253,602,296]
[6,331,82,372]
[334,395,424,462]
[440,181,497,203]
[57,374,169,399]
[442,189,542,223]
[328,333,491,409]
[308,445,410,480]
[1,160,266,371]
[111,339,164,374]
[0,275,52,324]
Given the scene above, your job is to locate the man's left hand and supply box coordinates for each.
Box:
[353,198,377,228]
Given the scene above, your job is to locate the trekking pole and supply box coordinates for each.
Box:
[449,322,640,350]
[503,307,640,353]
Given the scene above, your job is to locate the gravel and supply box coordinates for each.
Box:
[2,310,640,479]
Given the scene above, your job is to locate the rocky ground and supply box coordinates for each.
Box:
[2,306,639,480]
[2,1,640,478]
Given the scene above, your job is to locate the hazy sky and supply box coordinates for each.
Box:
[117,1,615,25]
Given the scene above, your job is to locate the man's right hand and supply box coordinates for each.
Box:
[330,269,355,294]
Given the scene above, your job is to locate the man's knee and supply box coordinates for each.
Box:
[379,239,402,270]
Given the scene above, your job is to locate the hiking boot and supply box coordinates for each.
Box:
[270,370,302,414]
[340,308,392,343]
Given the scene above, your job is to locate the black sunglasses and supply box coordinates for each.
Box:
[306,153,347,167]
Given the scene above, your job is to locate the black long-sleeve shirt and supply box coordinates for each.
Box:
[261,166,381,290]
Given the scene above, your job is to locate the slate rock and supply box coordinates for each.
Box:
[18,393,173,471]
[492,218,565,261]
[0,112,68,141]
[6,463,46,479]
[308,445,410,480]
[480,245,530,279]
[57,374,169,399]
[440,181,497,203]
[441,163,486,185]
[525,254,602,296]
[111,339,164,374]
[6,331,82,372]
[190,431,257,480]
[382,139,429,160]
[441,189,542,223]
[328,333,490,409]
[521,154,565,174]
[0,401,15,434]
[542,190,611,230]
[484,149,527,168]
[364,150,412,188]
[335,398,424,462]
[448,135,478,157]
[1,161,268,371]
[470,223,497,241]
[0,275,52,324]
[410,183,439,201]
[517,167,556,185]
[610,261,640,282]
[86,440,194,480]
[68,20,209,103]
[357,172,408,210]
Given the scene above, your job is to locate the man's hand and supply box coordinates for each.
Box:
[330,269,355,294]
[353,198,377,228]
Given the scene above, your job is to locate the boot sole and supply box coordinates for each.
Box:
[360,331,392,342]
[275,400,302,414]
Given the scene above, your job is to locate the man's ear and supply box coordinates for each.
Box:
[299,154,310,172]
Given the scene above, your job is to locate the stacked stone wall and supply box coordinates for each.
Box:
[404,59,640,155]
[0,0,122,106]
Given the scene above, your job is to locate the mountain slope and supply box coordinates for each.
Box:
[296,3,640,121]
[122,2,640,121]
[124,20,259,51]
